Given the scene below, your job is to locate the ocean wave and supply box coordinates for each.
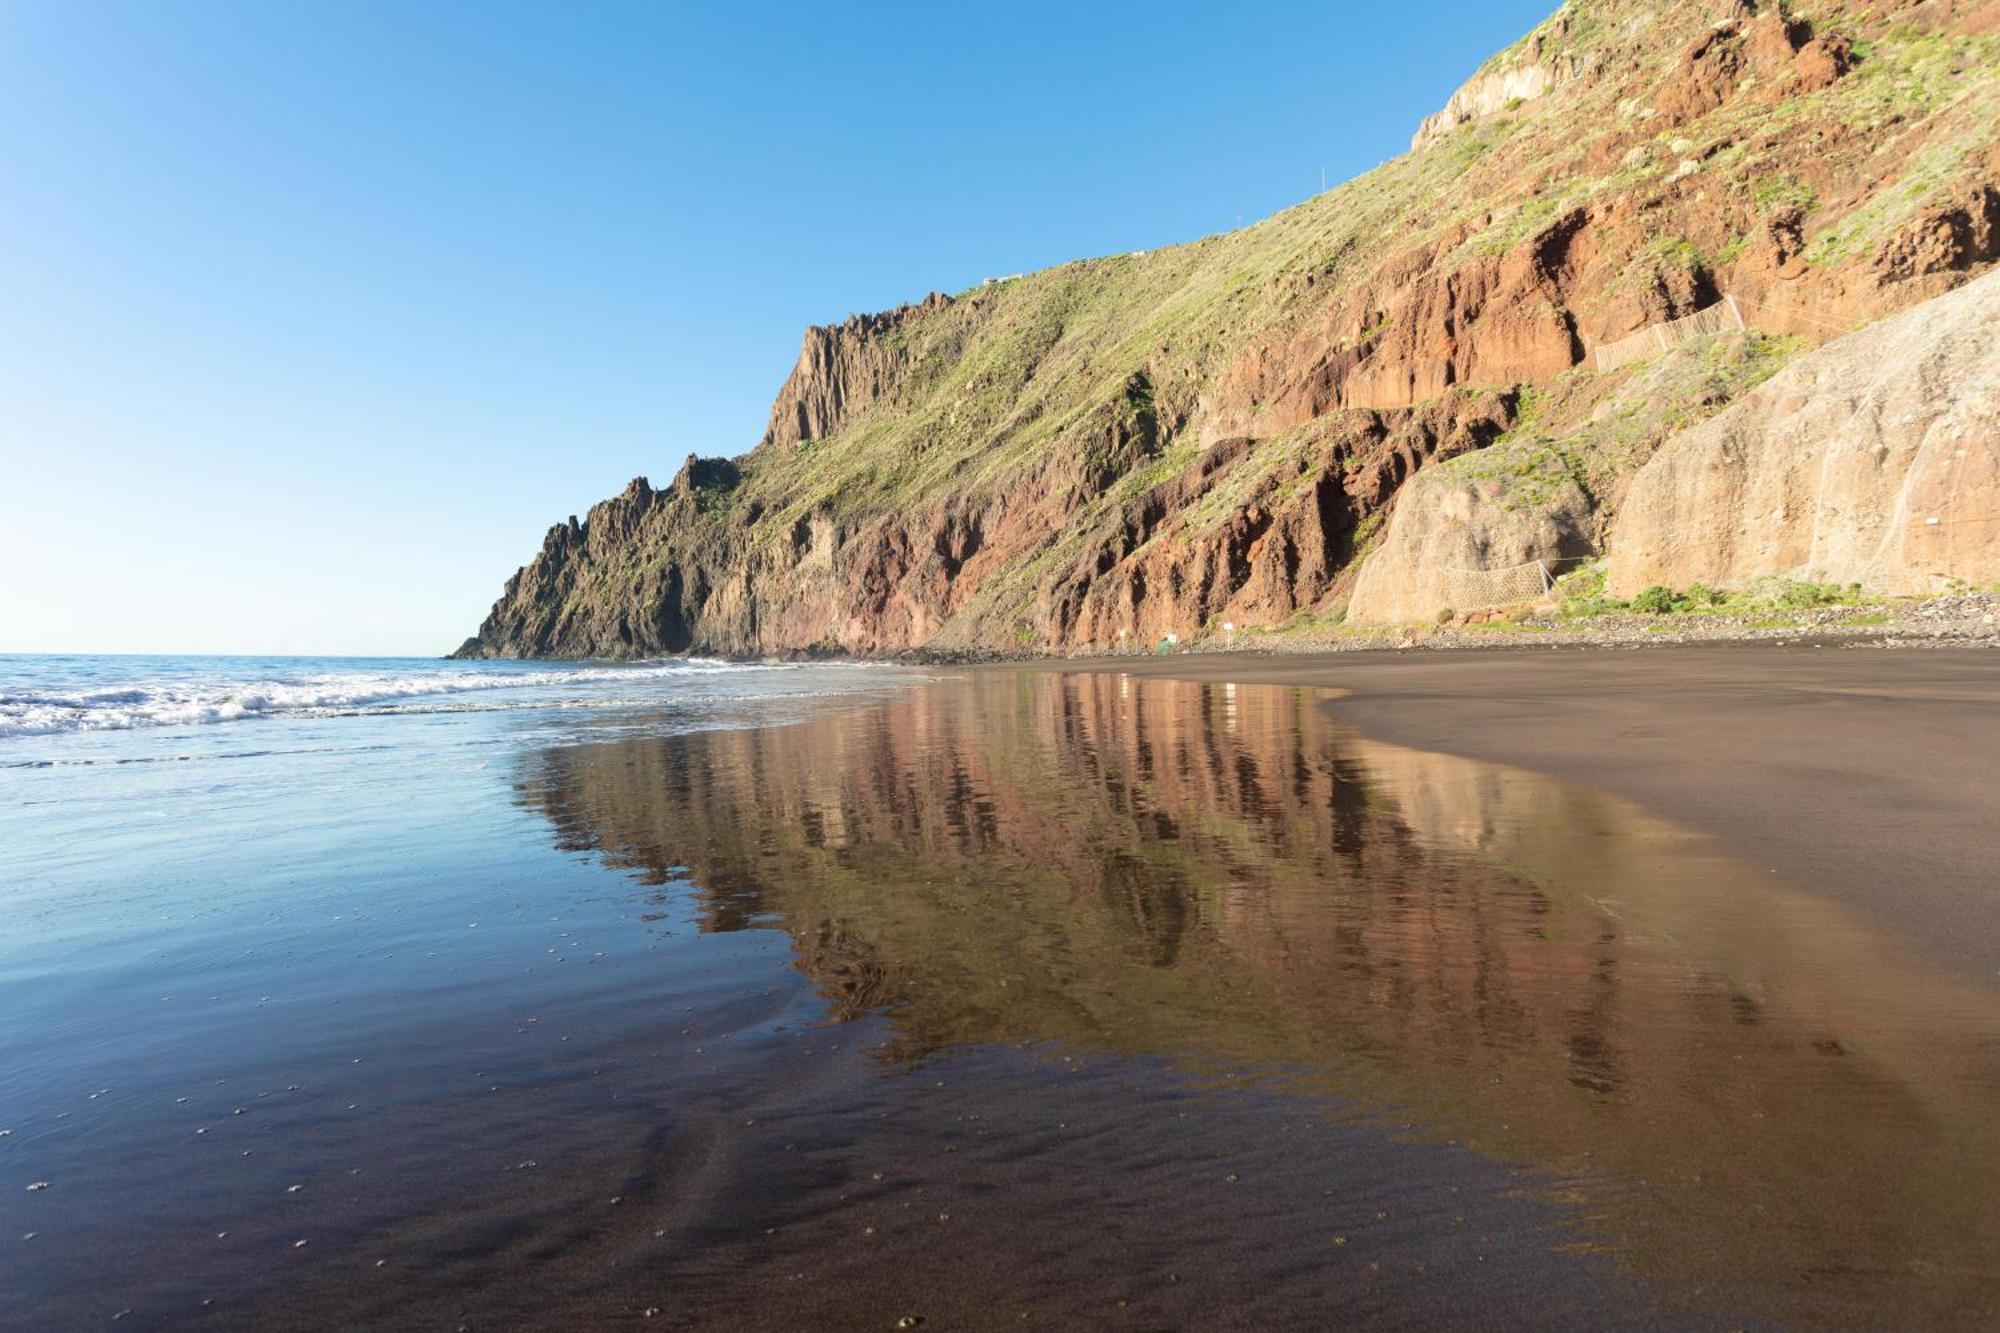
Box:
[0,660,814,738]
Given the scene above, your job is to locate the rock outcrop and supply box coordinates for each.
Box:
[762,292,956,448]
[459,0,2000,657]
[1412,62,1564,151]
[1408,0,1621,150]
[1347,442,1597,624]
[1653,1,1855,127]
[1607,265,2000,596]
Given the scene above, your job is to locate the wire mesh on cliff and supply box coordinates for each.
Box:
[1438,561,1553,612]
[1438,556,1598,612]
[1593,295,1748,372]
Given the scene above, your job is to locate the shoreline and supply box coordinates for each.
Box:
[1001,642,2000,986]
[511,655,2000,1329]
[902,589,2000,664]
[443,592,2000,665]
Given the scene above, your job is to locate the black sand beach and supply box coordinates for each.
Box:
[256,649,2000,1329]
[1076,645,2000,984]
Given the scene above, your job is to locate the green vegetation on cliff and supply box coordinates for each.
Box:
[460,0,2000,659]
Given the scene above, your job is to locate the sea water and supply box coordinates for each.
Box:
[0,654,920,1327]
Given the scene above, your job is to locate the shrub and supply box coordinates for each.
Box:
[1771,580,1851,610]
[1553,563,1627,618]
[1630,585,1679,615]
[1751,173,1818,215]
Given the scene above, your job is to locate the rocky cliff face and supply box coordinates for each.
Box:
[1608,264,2000,596]
[458,0,2000,659]
[1345,328,1810,622]
[761,291,956,449]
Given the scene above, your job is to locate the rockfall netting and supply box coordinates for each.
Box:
[1593,296,1747,372]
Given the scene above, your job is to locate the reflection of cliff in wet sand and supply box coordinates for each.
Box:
[519,673,2000,1328]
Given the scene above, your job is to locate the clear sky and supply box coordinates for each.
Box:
[0,0,1556,656]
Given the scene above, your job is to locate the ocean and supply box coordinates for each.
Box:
[0,654,920,1328]
[3,654,1997,1329]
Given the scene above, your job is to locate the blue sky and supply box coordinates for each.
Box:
[0,0,1555,655]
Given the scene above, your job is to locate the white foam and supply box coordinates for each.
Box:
[0,660,814,738]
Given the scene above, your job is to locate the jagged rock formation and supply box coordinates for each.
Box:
[459,0,2000,659]
[761,291,955,449]
[1608,264,2000,596]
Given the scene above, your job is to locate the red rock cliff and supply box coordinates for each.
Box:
[458,0,2000,658]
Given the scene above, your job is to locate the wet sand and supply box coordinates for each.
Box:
[1062,644,2000,984]
[263,661,1992,1328]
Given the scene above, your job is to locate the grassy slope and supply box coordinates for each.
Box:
[493,0,2000,649]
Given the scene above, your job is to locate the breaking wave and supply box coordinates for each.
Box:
[0,660,814,738]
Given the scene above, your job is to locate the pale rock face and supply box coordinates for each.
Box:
[1347,442,1596,624]
[1607,266,2000,597]
[1412,63,1559,150]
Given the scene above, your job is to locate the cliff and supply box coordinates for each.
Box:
[458,0,2000,659]
[1608,262,2000,596]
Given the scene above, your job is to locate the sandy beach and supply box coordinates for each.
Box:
[256,648,1997,1329]
[1056,644,2000,983]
